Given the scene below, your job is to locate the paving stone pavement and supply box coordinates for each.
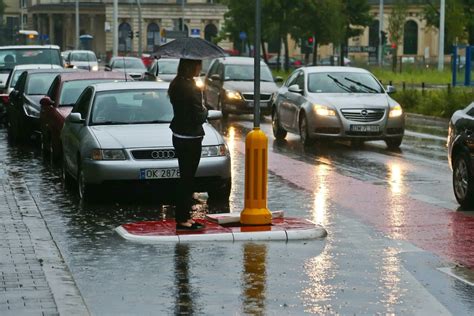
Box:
[0,161,89,315]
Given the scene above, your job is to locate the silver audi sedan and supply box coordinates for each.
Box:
[61,81,231,201]
[271,66,405,148]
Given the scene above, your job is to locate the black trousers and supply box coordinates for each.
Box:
[172,135,203,223]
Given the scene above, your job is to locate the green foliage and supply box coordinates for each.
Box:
[393,88,474,118]
[423,0,469,45]
[341,0,373,40]
[369,67,452,85]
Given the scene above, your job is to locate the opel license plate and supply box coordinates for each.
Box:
[350,125,380,132]
[140,168,180,179]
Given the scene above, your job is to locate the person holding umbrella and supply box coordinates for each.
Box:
[169,58,207,230]
[154,37,227,230]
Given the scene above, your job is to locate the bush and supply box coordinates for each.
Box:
[393,88,474,118]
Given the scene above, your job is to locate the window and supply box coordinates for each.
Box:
[73,88,93,120]
[286,71,301,87]
[118,22,132,53]
[26,73,59,95]
[146,23,160,53]
[204,23,218,42]
[403,20,418,55]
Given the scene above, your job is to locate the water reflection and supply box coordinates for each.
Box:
[312,164,331,226]
[388,163,404,196]
[380,247,402,312]
[174,244,195,315]
[242,243,267,315]
[387,163,407,239]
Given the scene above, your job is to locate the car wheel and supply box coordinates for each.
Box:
[77,163,96,201]
[62,156,73,187]
[385,137,403,149]
[299,114,313,146]
[207,178,231,202]
[453,151,474,208]
[272,109,287,140]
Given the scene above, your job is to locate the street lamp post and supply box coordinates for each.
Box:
[378,0,384,66]
[136,0,142,57]
[113,0,118,57]
[75,0,79,49]
[438,0,445,71]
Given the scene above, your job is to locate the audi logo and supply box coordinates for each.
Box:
[360,109,368,116]
[151,150,175,159]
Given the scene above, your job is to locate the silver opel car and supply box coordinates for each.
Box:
[61,81,231,201]
[271,66,405,148]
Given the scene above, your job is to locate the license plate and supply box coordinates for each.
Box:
[350,125,380,132]
[247,101,268,108]
[139,168,180,179]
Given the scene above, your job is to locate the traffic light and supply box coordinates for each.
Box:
[380,31,387,45]
[135,31,140,38]
[128,31,134,39]
[307,36,315,49]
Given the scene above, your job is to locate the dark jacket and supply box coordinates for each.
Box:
[169,76,208,137]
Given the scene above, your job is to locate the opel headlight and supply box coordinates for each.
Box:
[313,104,336,116]
[201,144,228,157]
[91,65,99,71]
[389,104,403,118]
[225,90,242,100]
[91,149,126,160]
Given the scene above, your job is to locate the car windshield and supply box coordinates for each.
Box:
[307,72,384,94]
[0,48,62,70]
[112,59,145,70]
[59,79,122,105]
[70,52,97,62]
[26,73,59,95]
[91,89,173,125]
[224,65,274,82]
[157,59,179,74]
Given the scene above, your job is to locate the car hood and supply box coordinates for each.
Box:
[308,93,390,109]
[71,61,98,66]
[223,81,278,93]
[157,74,175,82]
[90,123,221,148]
[113,68,145,74]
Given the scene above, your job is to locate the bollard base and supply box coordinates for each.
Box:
[240,208,272,225]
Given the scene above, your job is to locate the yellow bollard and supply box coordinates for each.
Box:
[240,127,272,225]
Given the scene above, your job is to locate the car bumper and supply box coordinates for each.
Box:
[222,99,272,115]
[82,155,231,186]
[306,111,405,140]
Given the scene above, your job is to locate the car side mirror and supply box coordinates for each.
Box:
[67,112,84,124]
[97,58,102,63]
[288,84,303,94]
[207,110,223,120]
[386,85,396,94]
[210,74,221,81]
[274,76,283,83]
[40,96,54,108]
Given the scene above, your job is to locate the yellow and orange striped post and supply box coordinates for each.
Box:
[240,127,272,225]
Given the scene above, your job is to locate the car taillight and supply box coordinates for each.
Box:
[0,95,9,105]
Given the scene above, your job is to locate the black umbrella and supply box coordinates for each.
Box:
[152,37,226,60]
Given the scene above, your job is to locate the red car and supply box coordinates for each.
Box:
[40,71,129,161]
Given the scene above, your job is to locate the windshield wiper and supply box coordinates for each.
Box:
[95,121,132,125]
[135,120,168,124]
[327,74,353,93]
[343,77,379,93]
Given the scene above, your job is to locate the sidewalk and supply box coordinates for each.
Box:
[0,160,88,315]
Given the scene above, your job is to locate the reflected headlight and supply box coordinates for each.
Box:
[23,103,40,118]
[389,104,403,118]
[91,149,126,160]
[195,77,204,89]
[201,144,228,157]
[91,65,99,71]
[225,90,242,100]
[313,104,336,116]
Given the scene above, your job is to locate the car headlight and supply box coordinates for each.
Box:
[23,103,40,118]
[91,149,126,160]
[313,104,336,116]
[389,104,403,118]
[195,77,204,89]
[72,65,78,69]
[201,144,228,157]
[91,65,99,71]
[225,90,242,100]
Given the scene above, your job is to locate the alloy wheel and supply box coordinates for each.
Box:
[454,157,469,201]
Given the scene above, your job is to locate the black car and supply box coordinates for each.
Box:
[203,56,281,118]
[448,101,474,207]
[7,68,75,141]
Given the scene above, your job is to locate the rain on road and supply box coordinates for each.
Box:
[1,113,473,315]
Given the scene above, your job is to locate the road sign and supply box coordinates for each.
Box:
[347,46,377,53]
[190,28,200,38]
[239,31,247,41]
[164,30,187,39]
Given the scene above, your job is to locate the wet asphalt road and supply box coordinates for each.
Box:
[1,114,474,315]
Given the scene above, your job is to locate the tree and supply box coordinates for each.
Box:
[388,0,408,72]
[339,0,373,66]
[423,0,468,51]
[291,0,345,65]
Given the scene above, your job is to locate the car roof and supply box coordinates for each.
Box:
[68,50,95,54]
[301,66,370,73]
[91,81,169,92]
[13,64,63,71]
[0,45,60,50]
[218,56,267,65]
[111,56,141,61]
[23,68,76,75]
[56,71,130,82]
